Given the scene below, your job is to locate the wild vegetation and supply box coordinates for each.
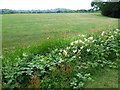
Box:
[2,13,119,88]
[91,0,120,18]
[2,28,119,88]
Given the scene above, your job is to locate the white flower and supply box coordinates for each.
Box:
[106,47,109,50]
[100,44,103,46]
[55,49,58,51]
[70,42,74,46]
[40,59,44,61]
[72,56,76,59]
[73,50,77,53]
[101,31,105,36]
[74,40,79,44]
[23,53,27,57]
[60,49,63,52]
[114,31,117,34]
[59,59,64,63]
[92,39,97,42]
[79,57,81,59]
[92,40,95,42]
[116,29,119,31]
[84,38,88,42]
[79,40,82,43]
[80,46,84,49]
[63,50,68,57]
[66,47,70,50]
[81,34,85,37]
[78,40,84,44]
[88,37,93,40]
[87,49,90,52]
[110,35,114,38]
[59,53,62,55]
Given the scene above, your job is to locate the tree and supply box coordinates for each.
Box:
[91,0,105,11]
[101,2,120,18]
[91,0,120,18]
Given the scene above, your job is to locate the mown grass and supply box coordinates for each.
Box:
[85,68,118,88]
[2,13,118,49]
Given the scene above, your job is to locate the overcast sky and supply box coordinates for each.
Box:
[0,0,94,10]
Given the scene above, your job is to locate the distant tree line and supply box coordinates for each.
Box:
[0,8,96,14]
[1,0,120,18]
[91,0,120,18]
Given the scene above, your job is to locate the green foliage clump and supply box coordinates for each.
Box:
[91,1,120,18]
[2,29,119,88]
[101,2,120,18]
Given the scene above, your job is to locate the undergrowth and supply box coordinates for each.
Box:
[2,29,120,88]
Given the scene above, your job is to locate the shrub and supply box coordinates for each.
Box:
[2,29,119,88]
[101,2,120,18]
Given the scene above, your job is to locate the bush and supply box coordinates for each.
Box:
[2,29,119,88]
[101,2,120,18]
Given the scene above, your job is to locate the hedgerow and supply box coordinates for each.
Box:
[2,29,119,88]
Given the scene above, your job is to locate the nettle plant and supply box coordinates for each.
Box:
[2,29,119,88]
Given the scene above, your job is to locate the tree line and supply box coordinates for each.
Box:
[1,0,120,18]
[0,8,95,14]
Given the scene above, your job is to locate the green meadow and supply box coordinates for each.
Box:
[2,13,119,88]
[2,13,118,49]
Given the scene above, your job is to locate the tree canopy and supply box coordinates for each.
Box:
[91,0,105,11]
[91,0,120,18]
[101,2,120,18]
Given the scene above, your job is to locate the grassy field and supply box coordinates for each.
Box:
[2,13,119,89]
[2,13,118,49]
[85,68,118,88]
